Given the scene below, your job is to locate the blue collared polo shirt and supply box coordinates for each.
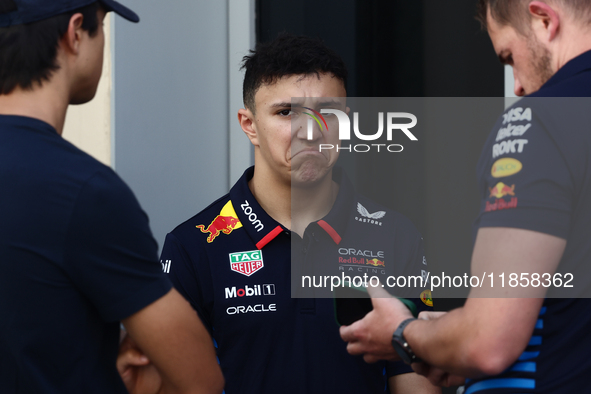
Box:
[161,166,432,393]
[469,50,591,393]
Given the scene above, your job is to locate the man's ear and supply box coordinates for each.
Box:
[61,12,86,55]
[528,1,560,43]
[238,108,259,147]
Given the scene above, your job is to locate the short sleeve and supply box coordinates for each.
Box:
[64,169,172,322]
[476,104,573,239]
[386,361,413,378]
[160,232,213,331]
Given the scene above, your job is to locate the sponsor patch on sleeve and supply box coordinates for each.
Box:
[420,289,433,307]
[491,158,522,178]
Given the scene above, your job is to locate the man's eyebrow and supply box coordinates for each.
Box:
[270,102,298,108]
[317,100,344,108]
[269,100,344,109]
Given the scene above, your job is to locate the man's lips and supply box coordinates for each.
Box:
[291,147,324,158]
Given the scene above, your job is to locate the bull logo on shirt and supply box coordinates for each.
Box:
[196,200,243,243]
[366,258,385,267]
[488,182,515,199]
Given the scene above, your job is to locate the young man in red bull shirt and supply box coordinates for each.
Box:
[341,1,591,393]
[151,33,439,393]
[0,1,223,393]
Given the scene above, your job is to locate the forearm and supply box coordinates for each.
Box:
[388,373,441,394]
[404,308,481,377]
[404,228,564,377]
[123,289,224,394]
[404,297,543,377]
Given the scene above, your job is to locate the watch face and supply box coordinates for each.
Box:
[392,339,412,365]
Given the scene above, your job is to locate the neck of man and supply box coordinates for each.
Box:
[249,163,339,237]
[552,24,591,72]
[0,71,71,135]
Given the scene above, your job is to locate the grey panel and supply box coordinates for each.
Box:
[114,0,229,252]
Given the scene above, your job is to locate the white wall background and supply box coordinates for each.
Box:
[62,13,113,165]
[62,1,255,253]
[113,0,254,252]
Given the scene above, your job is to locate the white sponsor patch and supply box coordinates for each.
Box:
[338,248,385,258]
[355,203,386,226]
[496,123,531,141]
[241,200,264,232]
[357,203,386,219]
[502,107,532,124]
[224,284,276,299]
[492,139,528,158]
[226,303,277,315]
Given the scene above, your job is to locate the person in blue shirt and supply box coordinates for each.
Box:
[127,33,439,393]
[0,1,223,393]
[341,1,591,393]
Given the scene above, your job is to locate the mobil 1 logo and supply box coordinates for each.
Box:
[225,284,276,299]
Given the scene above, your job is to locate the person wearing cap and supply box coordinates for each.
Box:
[121,33,439,394]
[340,1,591,392]
[0,1,223,393]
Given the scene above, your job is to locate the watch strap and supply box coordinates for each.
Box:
[391,318,420,364]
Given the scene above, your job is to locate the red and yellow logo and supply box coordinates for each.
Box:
[420,289,433,307]
[489,182,515,199]
[491,158,522,178]
[196,201,243,243]
[366,258,385,267]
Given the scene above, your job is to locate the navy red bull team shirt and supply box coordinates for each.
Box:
[160,166,433,393]
[0,115,171,393]
[469,50,591,393]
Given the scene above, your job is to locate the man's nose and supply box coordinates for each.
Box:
[514,75,526,97]
[296,116,323,141]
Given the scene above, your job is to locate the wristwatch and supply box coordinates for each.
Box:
[391,318,420,364]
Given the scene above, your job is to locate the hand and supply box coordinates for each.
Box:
[117,334,162,394]
[339,283,414,363]
[418,311,447,321]
[412,362,466,388]
[414,311,465,387]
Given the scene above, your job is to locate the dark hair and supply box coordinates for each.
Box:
[476,0,531,33]
[477,0,591,33]
[240,33,348,112]
[0,2,100,95]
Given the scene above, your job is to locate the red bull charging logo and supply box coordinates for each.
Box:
[196,201,243,243]
[489,182,515,199]
[486,182,518,212]
[366,258,385,267]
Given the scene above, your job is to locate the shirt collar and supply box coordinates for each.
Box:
[315,167,355,245]
[230,166,285,250]
[0,114,58,135]
[537,49,591,92]
[230,166,355,248]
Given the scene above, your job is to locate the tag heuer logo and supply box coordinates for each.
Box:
[229,250,264,276]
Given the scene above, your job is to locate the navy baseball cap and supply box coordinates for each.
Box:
[0,0,139,27]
